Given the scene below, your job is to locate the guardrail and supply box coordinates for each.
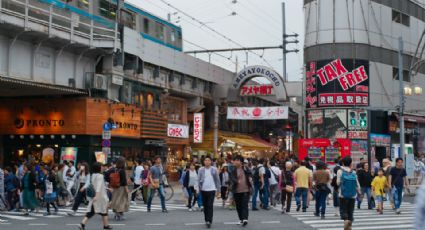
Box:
[0,0,119,46]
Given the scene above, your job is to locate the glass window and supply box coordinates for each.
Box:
[147,93,154,109]
[78,0,89,9]
[392,9,410,27]
[99,0,117,20]
[121,10,134,29]
[143,18,150,33]
[170,29,176,43]
[392,67,410,82]
[155,22,164,40]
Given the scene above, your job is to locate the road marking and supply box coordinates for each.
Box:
[318,224,413,230]
[303,216,413,224]
[296,212,414,220]
[66,224,80,226]
[0,214,36,220]
[261,221,280,224]
[223,222,240,225]
[29,223,48,226]
[145,223,166,226]
[185,223,205,226]
[110,223,126,226]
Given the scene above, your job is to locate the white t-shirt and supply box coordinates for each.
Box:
[269,166,281,185]
[134,166,144,185]
[202,168,216,191]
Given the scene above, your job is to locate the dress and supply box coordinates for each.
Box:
[87,173,109,214]
[22,172,39,209]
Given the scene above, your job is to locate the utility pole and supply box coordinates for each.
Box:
[399,36,405,160]
[282,2,299,82]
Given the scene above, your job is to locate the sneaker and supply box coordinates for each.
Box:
[302,209,307,212]
[321,215,325,220]
[242,220,248,227]
[314,212,319,217]
[206,221,211,228]
[103,225,113,230]
[296,205,301,212]
[162,209,168,213]
[281,210,286,214]
[78,224,85,230]
[130,201,137,205]
[68,211,76,216]
[396,209,401,214]
[252,208,259,211]
[188,208,193,212]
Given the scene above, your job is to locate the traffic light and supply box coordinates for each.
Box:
[350,111,357,126]
[359,112,367,128]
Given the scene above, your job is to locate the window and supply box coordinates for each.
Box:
[99,0,117,20]
[170,29,176,43]
[77,0,89,9]
[121,10,135,29]
[392,10,410,27]
[393,67,410,82]
[155,22,164,40]
[147,93,154,109]
[143,18,150,34]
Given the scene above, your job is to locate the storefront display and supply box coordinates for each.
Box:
[351,140,368,166]
[370,133,391,164]
[299,138,351,164]
[60,147,78,164]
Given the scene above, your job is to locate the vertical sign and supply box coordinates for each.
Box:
[193,113,203,143]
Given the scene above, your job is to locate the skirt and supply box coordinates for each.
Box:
[111,186,130,213]
[44,192,57,203]
[22,189,39,209]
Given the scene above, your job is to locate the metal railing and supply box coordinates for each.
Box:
[0,0,119,45]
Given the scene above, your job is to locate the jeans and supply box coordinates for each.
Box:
[281,190,293,212]
[251,184,261,209]
[72,187,86,211]
[187,186,197,209]
[234,192,249,221]
[315,190,328,215]
[340,198,355,221]
[131,184,141,201]
[392,186,403,209]
[333,189,340,207]
[295,188,308,210]
[147,184,166,211]
[221,186,228,201]
[358,187,373,209]
[262,185,270,208]
[269,184,278,206]
[6,190,19,210]
[197,191,203,207]
[201,191,216,223]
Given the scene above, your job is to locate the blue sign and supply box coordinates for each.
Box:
[101,139,111,147]
[103,122,112,131]
[112,124,118,129]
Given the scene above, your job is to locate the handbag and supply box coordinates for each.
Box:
[86,175,95,198]
[283,171,294,193]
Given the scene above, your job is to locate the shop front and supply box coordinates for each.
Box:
[0,98,141,166]
[298,138,351,165]
[370,133,391,165]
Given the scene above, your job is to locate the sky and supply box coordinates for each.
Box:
[126,0,304,82]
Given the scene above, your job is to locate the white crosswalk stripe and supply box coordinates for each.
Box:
[284,201,415,230]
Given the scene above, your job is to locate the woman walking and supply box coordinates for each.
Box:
[42,167,58,216]
[21,164,39,214]
[110,157,130,221]
[219,164,229,207]
[78,162,112,230]
[313,161,331,219]
[280,161,294,214]
[183,163,199,211]
[357,162,374,210]
[141,163,150,204]
[69,163,90,216]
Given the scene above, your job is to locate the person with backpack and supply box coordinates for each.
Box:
[251,159,265,211]
[331,158,341,216]
[294,161,312,212]
[337,156,361,230]
[42,167,58,216]
[4,166,20,211]
[130,160,144,205]
[389,158,408,214]
[110,157,130,221]
[147,156,167,213]
[78,162,112,230]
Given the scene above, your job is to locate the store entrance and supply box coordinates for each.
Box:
[375,146,387,166]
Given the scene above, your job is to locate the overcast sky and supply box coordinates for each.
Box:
[126,0,304,81]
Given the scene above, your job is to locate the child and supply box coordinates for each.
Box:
[371,168,387,214]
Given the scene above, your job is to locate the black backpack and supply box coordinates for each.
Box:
[252,166,263,184]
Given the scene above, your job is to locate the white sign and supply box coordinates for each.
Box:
[167,124,189,138]
[102,147,111,156]
[102,130,111,139]
[193,113,203,143]
[227,106,288,120]
[112,75,124,86]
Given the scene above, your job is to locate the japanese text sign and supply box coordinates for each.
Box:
[240,85,274,96]
[193,113,203,143]
[168,124,189,138]
[227,106,288,120]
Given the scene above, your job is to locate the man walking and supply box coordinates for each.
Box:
[389,158,408,214]
[337,156,361,230]
[294,161,312,212]
[198,156,221,228]
[147,156,167,213]
[268,160,281,207]
[230,156,252,227]
[131,160,144,205]
[251,159,266,211]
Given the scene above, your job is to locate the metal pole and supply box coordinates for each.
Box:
[282,2,287,82]
[213,105,219,157]
[398,37,405,160]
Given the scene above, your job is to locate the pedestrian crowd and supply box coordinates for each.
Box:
[0,154,412,230]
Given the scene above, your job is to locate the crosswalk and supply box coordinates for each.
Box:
[286,201,415,230]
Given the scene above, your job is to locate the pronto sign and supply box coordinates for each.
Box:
[232,66,287,101]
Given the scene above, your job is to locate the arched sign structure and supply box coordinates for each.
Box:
[229,65,288,101]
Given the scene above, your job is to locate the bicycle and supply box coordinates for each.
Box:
[132,175,174,202]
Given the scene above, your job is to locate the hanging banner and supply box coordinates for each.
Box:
[193,113,203,143]
[60,147,78,164]
[227,106,288,120]
[306,59,369,108]
[95,151,107,165]
[42,148,55,164]
[168,124,189,138]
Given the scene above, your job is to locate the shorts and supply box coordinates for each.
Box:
[375,195,383,203]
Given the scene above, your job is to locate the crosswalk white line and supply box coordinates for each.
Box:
[319,224,413,230]
[311,219,413,228]
[0,214,36,220]
[303,216,413,224]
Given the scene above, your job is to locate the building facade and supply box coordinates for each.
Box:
[304,0,425,166]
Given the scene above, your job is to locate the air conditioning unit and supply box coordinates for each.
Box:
[92,74,108,90]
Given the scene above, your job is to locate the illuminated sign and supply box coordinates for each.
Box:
[168,124,189,138]
[193,113,203,143]
[240,85,274,96]
[227,106,288,120]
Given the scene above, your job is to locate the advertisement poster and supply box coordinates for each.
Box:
[308,147,323,161]
[60,147,78,164]
[324,109,347,139]
[42,148,55,164]
[325,147,340,163]
[351,140,368,166]
[306,59,369,108]
[227,106,288,120]
[95,151,107,165]
[308,110,323,138]
[167,124,189,138]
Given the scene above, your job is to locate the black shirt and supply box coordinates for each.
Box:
[357,169,373,188]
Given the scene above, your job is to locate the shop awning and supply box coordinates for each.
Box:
[393,112,425,123]
[192,130,276,152]
[0,76,88,97]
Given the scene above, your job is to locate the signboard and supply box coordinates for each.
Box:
[101,139,111,147]
[308,110,323,138]
[112,75,124,86]
[102,130,111,140]
[351,140,368,166]
[227,106,288,120]
[240,85,274,96]
[308,147,323,160]
[370,134,391,147]
[42,148,55,164]
[60,147,78,164]
[95,151,107,165]
[102,147,111,156]
[324,109,347,139]
[167,124,189,138]
[306,59,369,108]
[145,140,166,146]
[193,113,203,143]
[103,122,112,131]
